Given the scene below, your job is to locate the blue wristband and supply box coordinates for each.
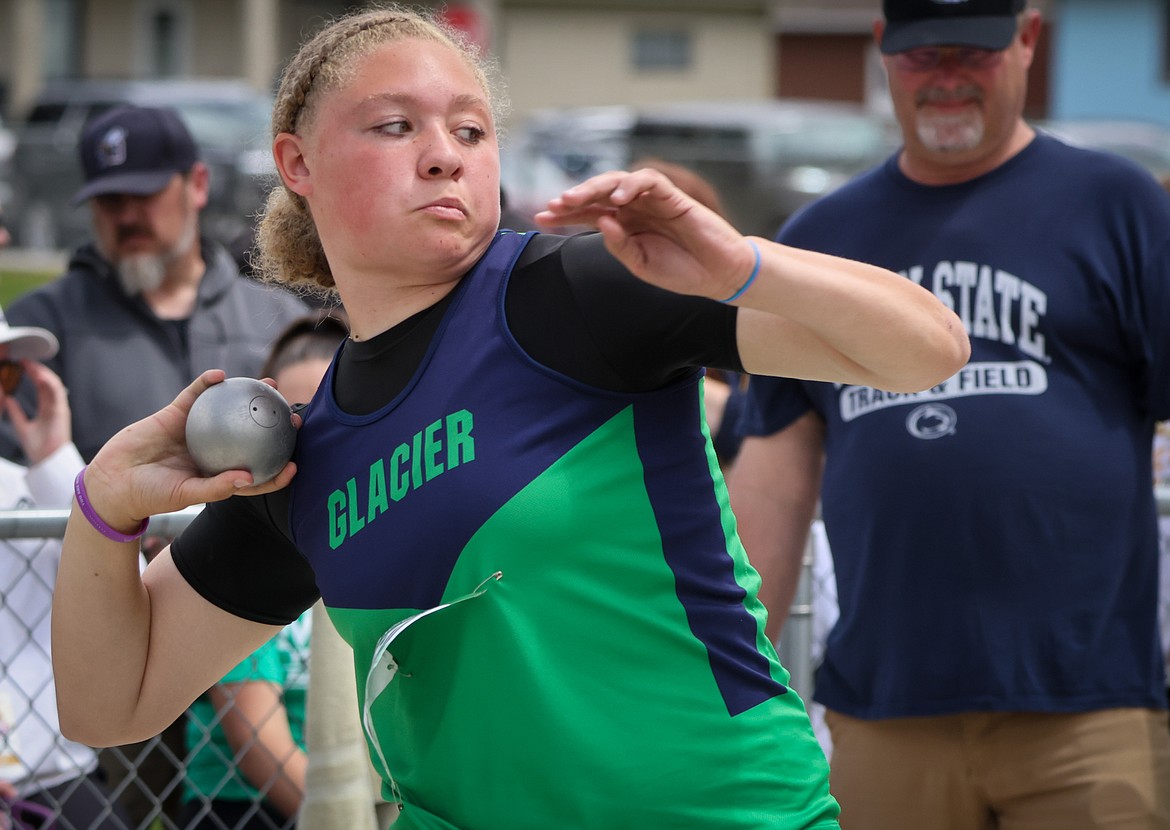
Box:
[720,240,761,303]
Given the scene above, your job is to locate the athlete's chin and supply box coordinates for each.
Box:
[419,225,497,269]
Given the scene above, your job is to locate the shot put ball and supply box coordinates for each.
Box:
[185,377,297,485]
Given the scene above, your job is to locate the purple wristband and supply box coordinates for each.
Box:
[73,466,150,543]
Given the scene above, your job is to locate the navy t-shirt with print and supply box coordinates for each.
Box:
[741,134,1170,719]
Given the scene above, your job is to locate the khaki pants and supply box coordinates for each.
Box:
[826,708,1170,830]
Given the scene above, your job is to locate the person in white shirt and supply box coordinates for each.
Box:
[0,307,133,829]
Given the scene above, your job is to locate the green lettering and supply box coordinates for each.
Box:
[345,477,365,536]
[390,443,410,502]
[328,410,477,535]
[368,459,389,522]
[327,490,346,550]
[410,431,423,490]
[447,409,474,468]
[424,419,444,481]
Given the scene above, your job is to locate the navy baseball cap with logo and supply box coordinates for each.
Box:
[881,0,1027,55]
[71,105,198,206]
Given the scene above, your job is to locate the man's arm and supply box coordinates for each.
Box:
[728,411,825,643]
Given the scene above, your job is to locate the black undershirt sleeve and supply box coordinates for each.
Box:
[170,485,313,626]
[507,233,743,391]
[171,231,744,621]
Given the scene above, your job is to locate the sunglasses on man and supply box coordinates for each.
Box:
[891,46,1005,73]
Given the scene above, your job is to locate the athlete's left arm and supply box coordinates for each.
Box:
[537,168,970,393]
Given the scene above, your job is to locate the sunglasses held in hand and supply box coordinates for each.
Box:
[1,795,56,830]
[0,360,24,395]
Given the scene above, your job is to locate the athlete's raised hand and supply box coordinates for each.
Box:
[535,168,759,303]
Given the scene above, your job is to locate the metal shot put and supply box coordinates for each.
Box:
[185,377,297,485]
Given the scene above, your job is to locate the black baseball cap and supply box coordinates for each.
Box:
[71,105,198,206]
[881,0,1027,55]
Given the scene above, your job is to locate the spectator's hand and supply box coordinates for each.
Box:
[534,168,757,303]
[5,360,72,465]
[83,370,299,530]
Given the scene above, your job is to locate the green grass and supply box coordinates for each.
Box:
[0,268,57,308]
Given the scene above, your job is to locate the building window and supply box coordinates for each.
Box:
[43,0,81,78]
[632,27,692,72]
[152,10,180,76]
[136,0,191,77]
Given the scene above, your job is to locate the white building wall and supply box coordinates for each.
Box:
[499,9,773,122]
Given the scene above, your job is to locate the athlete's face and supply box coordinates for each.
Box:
[876,11,1041,183]
[276,39,501,286]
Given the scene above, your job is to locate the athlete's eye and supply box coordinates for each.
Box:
[455,126,486,144]
[377,119,411,135]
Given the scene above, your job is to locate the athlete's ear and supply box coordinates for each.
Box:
[273,132,312,198]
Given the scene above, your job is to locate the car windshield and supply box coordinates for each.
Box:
[752,115,890,171]
[171,97,272,151]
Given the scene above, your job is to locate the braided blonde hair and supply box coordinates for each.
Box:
[254,4,506,297]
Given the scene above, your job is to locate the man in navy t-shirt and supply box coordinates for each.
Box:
[730,1,1170,828]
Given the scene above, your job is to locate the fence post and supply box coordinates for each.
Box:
[777,528,816,703]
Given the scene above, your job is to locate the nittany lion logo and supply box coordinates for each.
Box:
[96,126,128,170]
[906,403,957,439]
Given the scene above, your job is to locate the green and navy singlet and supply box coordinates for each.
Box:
[175,231,838,829]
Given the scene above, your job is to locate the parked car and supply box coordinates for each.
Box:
[1033,118,1170,182]
[7,78,276,251]
[626,100,898,237]
[502,99,898,238]
[500,104,635,228]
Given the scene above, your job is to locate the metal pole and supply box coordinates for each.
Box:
[778,528,816,703]
[0,505,204,539]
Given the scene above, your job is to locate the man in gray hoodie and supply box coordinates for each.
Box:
[7,104,307,462]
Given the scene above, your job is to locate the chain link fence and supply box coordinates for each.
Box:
[4,491,1170,828]
[1,507,301,830]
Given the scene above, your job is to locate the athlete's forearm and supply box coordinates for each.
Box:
[736,239,970,392]
[52,510,157,745]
